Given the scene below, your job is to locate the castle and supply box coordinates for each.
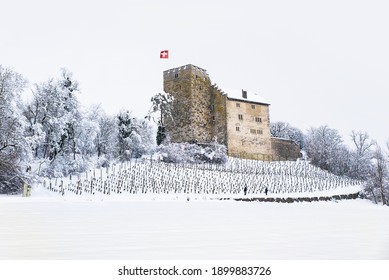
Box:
[163,64,300,160]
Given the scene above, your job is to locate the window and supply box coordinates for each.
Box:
[236,126,240,132]
[174,73,179,78]
[242,90,247,99]
[255,117,262,123]
[248,129,263,134]
[238,114,243,120]
[236,103,240,107]
[251,105,256,109]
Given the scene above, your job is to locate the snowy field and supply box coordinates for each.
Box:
[1,193,388,260]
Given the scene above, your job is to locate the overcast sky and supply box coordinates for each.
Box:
[1,0,388,147]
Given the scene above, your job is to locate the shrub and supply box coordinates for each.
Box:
[157,142,227,164]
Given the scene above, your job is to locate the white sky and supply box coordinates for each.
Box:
[1,0,388,147]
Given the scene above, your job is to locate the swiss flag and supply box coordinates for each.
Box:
[160,50,169,59]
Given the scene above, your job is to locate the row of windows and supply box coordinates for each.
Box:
[238,114,262,123]
[212,115,261,125]
[236,103,257,110]
[250,129,263,134]
[235,127,263,134]
[173,73,206,80]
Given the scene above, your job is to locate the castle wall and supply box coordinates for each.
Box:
[270,137,301,160]
[163,65,213,143]
[209,85,228,145]
[226,99,272,160]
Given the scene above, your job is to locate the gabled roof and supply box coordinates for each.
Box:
[222,88,270,105]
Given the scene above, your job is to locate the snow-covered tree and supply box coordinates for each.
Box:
[364,143,388,205]
[97,113,117,162]
[147,92,174,145]
[130,118,157,158]
[348,131,374,180]
[117,110,156,160]
[23,69,86,177]
[158,141,227,164]
[24,69,81,162]
[76,106,100,158]
[0,65,29,193]
[304,125,349,175]
[117,110,134,160]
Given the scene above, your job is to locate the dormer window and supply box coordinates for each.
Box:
[242,90,247,99]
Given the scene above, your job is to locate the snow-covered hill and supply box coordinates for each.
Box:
[2,159,385,260]
[35,158,361,199]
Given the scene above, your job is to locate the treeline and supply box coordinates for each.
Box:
[0,66,156,193]
[271,122,388,205]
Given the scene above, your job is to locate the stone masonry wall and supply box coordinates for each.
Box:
[190,66,214,143]
[209,85,228,145]
[270,137,301,160]
[163,65,213,143]
[233,192,360,203]
[226,98,272,159]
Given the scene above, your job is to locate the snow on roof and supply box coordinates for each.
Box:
[222,88,270,105]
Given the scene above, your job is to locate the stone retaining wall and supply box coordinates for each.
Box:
[270,137,301,161]
[229,192,360,203]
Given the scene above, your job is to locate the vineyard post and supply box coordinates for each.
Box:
[77,180,81,195]
[60,180,64,196]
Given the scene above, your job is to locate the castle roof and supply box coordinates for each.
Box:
[223,88,270,105]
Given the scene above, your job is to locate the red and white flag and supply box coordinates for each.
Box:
[160,50,169,59]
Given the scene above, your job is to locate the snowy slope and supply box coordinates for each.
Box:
[1,159,385,260]
[35,159,361,198]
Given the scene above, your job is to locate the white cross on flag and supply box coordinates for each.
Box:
[160,50,169,59]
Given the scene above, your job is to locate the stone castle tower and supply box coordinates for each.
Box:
[163,65,211,143]
[163,64,300,160]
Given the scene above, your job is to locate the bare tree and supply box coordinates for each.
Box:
[349,131,373,180]
[371,144,388,205]
[304,125,347,174]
